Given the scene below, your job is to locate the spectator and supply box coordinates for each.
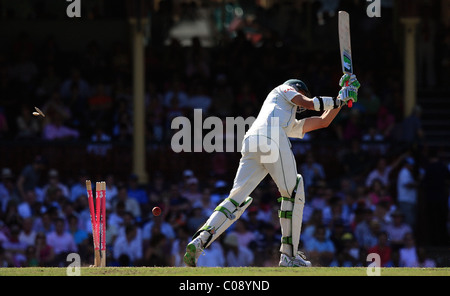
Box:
[399,106,424,147]
[143,233,170,266]
[367,231,393,267]
[116,212,142,244]
[108,200,126,232]
[15,104,41,139]
[301,209,328,245]
[186,205,207,234]
[104,174,119,203]
[35,65,61,100]
[113,224,143,266]
[187,82,212,113]
[342,109,363,141]
[0,246,9,267]
[341,139,370,179]
[17,189,37,219]
[41,169,70,201]
[3,200,22,227]
[2,224,27,266]
[235,82,257,112]
[127,174,148,205]
[185,51,210,83]
[165,184,190,231]
[223,233,254,267]
[299,151,326,192]
[376,106,396,139]
[245,205,266,233]
[73,194,93,233]
[354,209,379,250]
[417,247,436,268]
[329,232,362,267]
[16,155,46,200]
[163,78,189,108]
[328,219,348,255]
[18,217,36,247]
[335,177,353,202]
[32,211,55,235]
[309,181,333,213]
[181,177,202,205]
[142,215,176,248]
[34,232,54,267]
[46,218,77,265]
[60,68,91,102]
[210,74,234,117]
[372,200,392,231]
[65,81,88,127]
[361,127,386,155]
[210,180,228,206]
[251,222,280,266]
[170,227,191,267]
[86,124,112,157]
[191,188,216,217]
[366,178,393,207]
[112,183,141,221]
[0,168,20,213]
[67,215,89,248]
[197,241,226,267]
[365,156,396,188]
[304,225,336,267]
[42,186,65,213]
[69,170,89,202]
[322,196,351,227]
[42,113,80,140]
[24,245,39,267]
[385,210,413,251]
[228,219,256,248]
[399,232,419,267]
[396,157,419,228]
[41,91,72,124]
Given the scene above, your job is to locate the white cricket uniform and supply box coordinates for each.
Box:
[228,84,306,205]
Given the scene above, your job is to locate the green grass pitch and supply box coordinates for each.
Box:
[0,267,449,276]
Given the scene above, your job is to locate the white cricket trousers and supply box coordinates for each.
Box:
[199,130,302,256]
[229,132,298,206]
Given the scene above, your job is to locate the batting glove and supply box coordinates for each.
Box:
[339,73,360,89]
[339,85,359,104]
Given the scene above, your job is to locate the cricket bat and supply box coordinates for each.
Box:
[338,11,353,108]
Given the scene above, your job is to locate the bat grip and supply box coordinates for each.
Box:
[345,80,353,108]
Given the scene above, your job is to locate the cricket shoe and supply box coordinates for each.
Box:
[183,237,204,267]
[279,251,312,267]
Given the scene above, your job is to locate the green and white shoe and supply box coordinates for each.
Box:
[183,237,204,267]
[279,252,312,267]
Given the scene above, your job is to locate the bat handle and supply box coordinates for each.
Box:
[345,80,353,108]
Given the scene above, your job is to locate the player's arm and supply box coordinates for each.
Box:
[290,94,316,110]
[302,106,343,133]
[291,94,342,112]
[286,106,342,139]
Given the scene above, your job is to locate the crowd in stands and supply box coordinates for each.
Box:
[0,1,449,267]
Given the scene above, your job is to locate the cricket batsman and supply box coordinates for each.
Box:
[184,74,360,267]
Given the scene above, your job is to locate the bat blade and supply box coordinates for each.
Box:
[338,11,353,107]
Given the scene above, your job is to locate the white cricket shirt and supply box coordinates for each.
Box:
[245,84,306,141]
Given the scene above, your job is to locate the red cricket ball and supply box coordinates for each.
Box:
[152,206,161,216]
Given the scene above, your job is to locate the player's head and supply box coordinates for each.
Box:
[283,79,311,97]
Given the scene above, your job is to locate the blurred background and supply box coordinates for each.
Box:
[0,0,449,268]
